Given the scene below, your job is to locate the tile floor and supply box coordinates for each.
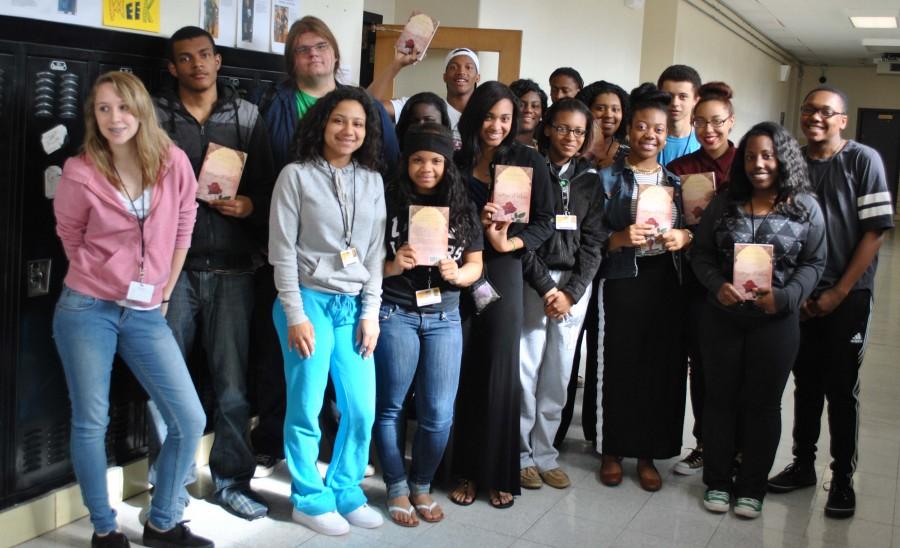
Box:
[19,231,900,548]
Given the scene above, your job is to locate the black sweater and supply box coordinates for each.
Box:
[522,157,607,301]
[691,192,827,316]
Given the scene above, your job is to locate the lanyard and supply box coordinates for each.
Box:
[557,160,572,214]
[749,201,772,244]
[328,162,357,248]
[115,167,147,281]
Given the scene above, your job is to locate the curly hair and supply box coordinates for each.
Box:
[395,91,451,151]
[454,81,520,172]
[387,123,480,247]
[537,98,593,157]
[290,86,384,173]
[627,82,672,127]
[696,81,734,115]
[727,121,812,220]
[549,67,584,90]
[576,80,630,141]
[510,78,548,118]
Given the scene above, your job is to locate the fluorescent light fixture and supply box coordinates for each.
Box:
[850,16,898,29]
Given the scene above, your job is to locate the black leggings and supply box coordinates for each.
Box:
[700,302,800,500]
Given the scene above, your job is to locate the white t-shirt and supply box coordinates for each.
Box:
[116,187,159,310]
[391,96,462,149]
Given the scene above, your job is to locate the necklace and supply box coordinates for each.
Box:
[625,159,661,174]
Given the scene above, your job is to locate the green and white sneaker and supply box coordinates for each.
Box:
[703,489,730,513]
[734,497,763,519]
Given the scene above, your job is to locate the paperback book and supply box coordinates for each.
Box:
[408,205,449,266]
[395,11,439,62]
[197,143,246,202]
[681,172,716,226]
[733,243,774,300]
[492,165,532,223]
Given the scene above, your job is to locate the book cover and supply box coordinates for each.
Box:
[492,165,532,223]
[395,12,439,62]
[635,184,674,233]
[733,243,774,300]
[681,172,716,226]
[197,143,247,202]
[408,205,449,266]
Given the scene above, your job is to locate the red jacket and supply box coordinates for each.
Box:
[54,144,198,306]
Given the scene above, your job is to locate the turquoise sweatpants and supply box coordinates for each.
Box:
[273,287,375,515]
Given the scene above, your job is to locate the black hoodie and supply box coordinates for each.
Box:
[155,83,276,271]
[522,156,607,301]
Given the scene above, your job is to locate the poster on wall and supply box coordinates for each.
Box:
[0,0,101,27]
[270,0,299,54]
[199,0,237,48]
[238,0,269,52]
[102,0,160,33]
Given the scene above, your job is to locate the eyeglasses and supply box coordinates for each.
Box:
[551,125,587,137]
[293,42,330,57]
[800,105,845,118]
[692,117,730,129]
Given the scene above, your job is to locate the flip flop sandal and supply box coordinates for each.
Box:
[414,501,444,523]
[489,490,514,510]
[387,505,419,527]
[449,479,476,506]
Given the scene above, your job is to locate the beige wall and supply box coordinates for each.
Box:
[799,66,900,140]
[671,1,795,142]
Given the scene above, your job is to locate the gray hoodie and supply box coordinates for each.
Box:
[269,158,386,325]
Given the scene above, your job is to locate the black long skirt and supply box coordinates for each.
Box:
[451,250,522,495]
[601,253,686,459]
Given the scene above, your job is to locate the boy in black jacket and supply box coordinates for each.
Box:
[151,26,275,520]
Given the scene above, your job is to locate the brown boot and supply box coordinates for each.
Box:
[637,458,662,492]
[599,454,623,486]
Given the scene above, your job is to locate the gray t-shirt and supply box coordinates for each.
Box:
[804,140,895,293]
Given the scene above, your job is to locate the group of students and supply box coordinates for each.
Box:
[49,14,894,548]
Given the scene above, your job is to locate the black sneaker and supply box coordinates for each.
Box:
[92,531,130,547]
[767,461,817,493]
[142,521,214,548]
[824,482,856,519]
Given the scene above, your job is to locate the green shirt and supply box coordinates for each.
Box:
[295,89,318,120]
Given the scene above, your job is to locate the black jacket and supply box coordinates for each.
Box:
[155,83,276,271]
[522,157,607,301]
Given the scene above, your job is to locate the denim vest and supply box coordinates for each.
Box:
[598,157,684,281]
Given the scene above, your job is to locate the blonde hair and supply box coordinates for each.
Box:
[82,71,172,188]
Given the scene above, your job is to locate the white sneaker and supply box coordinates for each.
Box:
[343,503,384,528]
[291,508,350,536]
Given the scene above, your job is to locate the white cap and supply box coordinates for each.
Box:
[444,48,480,73]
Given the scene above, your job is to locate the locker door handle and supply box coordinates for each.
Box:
[26,259,52,297]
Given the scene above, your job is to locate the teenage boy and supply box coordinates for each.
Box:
[548,67,583,103]
[367,46,481,147]
[768,86,894,519]
[657,64,701,166]
[153,26,275,520]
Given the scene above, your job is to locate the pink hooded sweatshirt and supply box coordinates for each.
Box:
[53,144,198,307]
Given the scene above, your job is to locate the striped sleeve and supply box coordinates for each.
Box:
[855,146,895,232]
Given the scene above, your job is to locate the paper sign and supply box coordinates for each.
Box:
[733,243,774,300]
[102,0,160,33]
[270,0,299,54]
[681,172,716,226]
[200,0,238,48]
[408,205,449,266]
[492,165,532,223]
[238,0,270,51]
[196,143,246,202]
[41,124,68,155]
[44,165,62,199]
[396,12,439,62]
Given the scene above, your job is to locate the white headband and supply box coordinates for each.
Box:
[444,48,480,73]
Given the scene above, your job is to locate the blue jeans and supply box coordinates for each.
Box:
[273,287,375,516]
[373,304,462,499]
[149,270,255,492]
[52,286,205,534]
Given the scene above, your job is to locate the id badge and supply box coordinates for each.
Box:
[340,247,359,268]
[415,287,442,307]
[556,214,577,230]
[127,281,155,304]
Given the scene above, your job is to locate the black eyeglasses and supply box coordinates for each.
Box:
[800,105,844,118]
[293,42,330,57]
[692,117,730,129]
[551,125,587,137]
